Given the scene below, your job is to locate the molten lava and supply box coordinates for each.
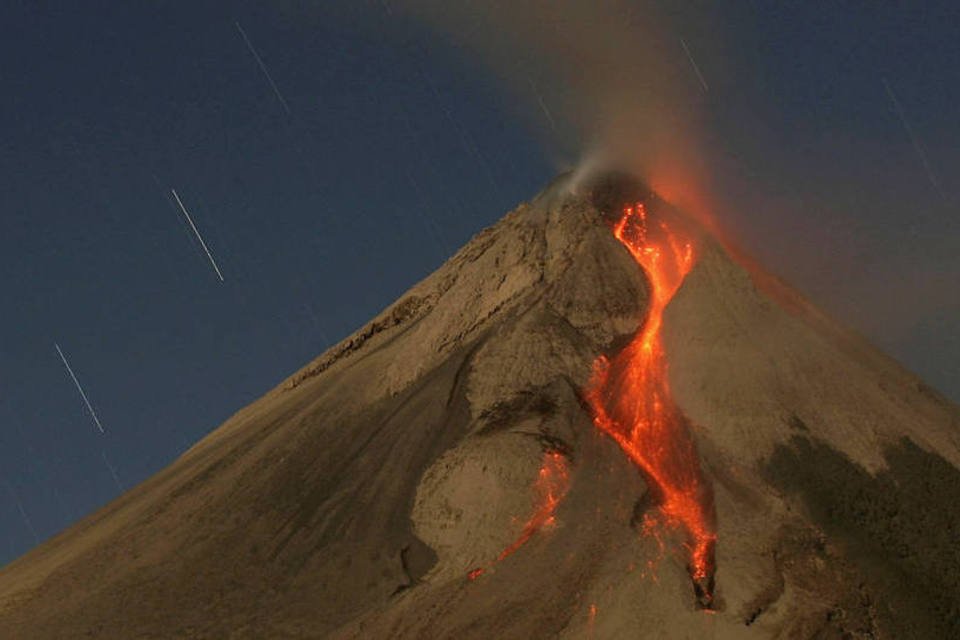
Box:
[467,450,569,580]
[586,202,717,605]
[498,450,570,561]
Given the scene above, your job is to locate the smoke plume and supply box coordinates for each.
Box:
[396,0,714,215]
[389,1,959,400]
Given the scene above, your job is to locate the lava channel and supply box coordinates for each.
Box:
[467,449,570,580]
[497,450,570,561]
[586,202,717,608]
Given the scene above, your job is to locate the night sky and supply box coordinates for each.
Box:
[2,2,957,566]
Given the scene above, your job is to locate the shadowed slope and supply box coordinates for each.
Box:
[1,173,958,639]
[0,175,646,638]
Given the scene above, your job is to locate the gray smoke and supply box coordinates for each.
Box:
[395,0,714,215]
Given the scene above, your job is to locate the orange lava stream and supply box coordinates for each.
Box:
[467,450,569,580]
[586,203,716,588]
[498,450,570,561]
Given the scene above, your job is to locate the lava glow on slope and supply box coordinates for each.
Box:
[586,202,717,606]
[497,450,570,561]
[467,450,570,580]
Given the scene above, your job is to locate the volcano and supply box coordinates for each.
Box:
[1,172,958,639]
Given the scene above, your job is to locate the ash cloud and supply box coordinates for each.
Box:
[388,2,959,400]
[395,0,713,214]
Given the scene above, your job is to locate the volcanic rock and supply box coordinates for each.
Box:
[1,172,957,639]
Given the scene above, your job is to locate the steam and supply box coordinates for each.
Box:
[395,0,712,213]
[389,1,959,398]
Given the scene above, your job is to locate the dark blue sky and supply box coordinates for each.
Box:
[2,2,957,565]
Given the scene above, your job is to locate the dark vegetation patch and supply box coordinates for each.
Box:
[763,525,878,636]
[765,435,960,638]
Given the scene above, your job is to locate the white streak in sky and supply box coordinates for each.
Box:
[6,484,38,543]
[680,37,709,93]
[55,343,104,433]
[171,188,225,282]
[235,21,292,115]
[882,77,947,202]
[101,451,123,491]
[419,69,503,199]
[528,77,557,131]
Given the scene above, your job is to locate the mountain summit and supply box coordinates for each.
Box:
[2,172,958,639]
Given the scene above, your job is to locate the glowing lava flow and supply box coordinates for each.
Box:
[586,202,717,605]
[467,450,569,580]
[497,450,570,561]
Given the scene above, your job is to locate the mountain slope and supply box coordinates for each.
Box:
[1,172,957,639]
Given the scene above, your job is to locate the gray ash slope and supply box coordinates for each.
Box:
[1,173,958,639]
